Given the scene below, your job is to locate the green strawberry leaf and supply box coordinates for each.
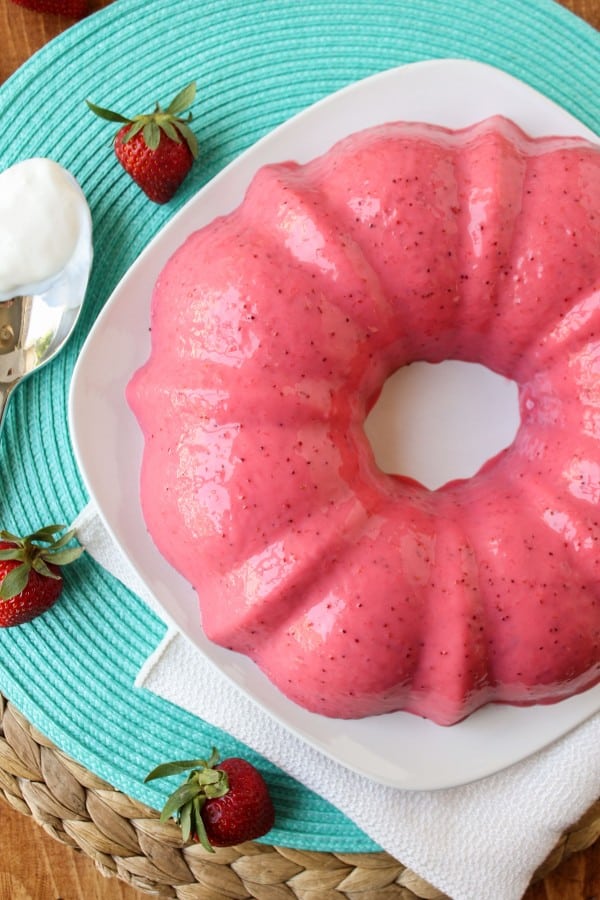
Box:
[145,757,216,782]
[0,548,26,561]
[159,781,204,824]
[31,557,61,580]
[143,121,161,151]
[166,82,196,117]
[122,120,145,144]
[27,524,66,542]
[160,120,182,143]
[179,799,193,842]
[46,546,85,566]
[192,794,213,852]
[0,564,29,601]
[86,100,130,124]
[49,528,78,549]
[175,122,199,158]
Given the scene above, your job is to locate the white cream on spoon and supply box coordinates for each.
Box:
[0,158,92,302]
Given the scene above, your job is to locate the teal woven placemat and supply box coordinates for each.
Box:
[0,0,597,852]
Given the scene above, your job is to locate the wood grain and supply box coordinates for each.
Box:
[1,794,143,899]
[0,0,598,897]
[1,786,599,900]
[0,0,114,83]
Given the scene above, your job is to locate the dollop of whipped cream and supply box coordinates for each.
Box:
[0,158,90,300]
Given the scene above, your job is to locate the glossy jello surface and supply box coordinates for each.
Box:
[128,115,600,725]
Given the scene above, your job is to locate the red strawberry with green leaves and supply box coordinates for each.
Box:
[0,524,83,627]
[145,748,275,850]
[86,83,199,204]
[9,0,87,17]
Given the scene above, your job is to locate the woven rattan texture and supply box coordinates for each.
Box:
[1,695,598,900]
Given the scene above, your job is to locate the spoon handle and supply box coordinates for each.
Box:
[0,297,21,436]
[0,384,14,433]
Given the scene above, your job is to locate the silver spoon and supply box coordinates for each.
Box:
[0,288,88,429]
[0,161,93,433]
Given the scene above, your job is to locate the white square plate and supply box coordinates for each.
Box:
[69,59,600,790]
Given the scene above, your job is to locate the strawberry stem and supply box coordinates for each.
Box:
[0,525,83,600]
[145,748,228,852]
[86,82,199,158]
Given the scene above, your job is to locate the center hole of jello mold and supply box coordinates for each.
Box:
[363,360,520,491]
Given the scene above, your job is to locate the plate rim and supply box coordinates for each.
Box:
[69,57,600,790]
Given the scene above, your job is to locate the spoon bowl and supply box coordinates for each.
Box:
[0,159,93,434]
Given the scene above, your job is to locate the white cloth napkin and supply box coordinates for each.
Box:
[74,502,600,900]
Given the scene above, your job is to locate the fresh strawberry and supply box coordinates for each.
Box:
[145,748,275,851]
[86,83,199,204]
[9,0,88,18]
[0,524,83,627]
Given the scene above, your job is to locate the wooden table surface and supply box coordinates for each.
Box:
[0,0,599,897]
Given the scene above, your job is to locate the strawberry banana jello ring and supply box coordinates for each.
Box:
[127,116,600,726]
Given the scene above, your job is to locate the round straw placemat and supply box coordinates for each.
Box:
[1,693,599,898]
[0,0,598,869]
